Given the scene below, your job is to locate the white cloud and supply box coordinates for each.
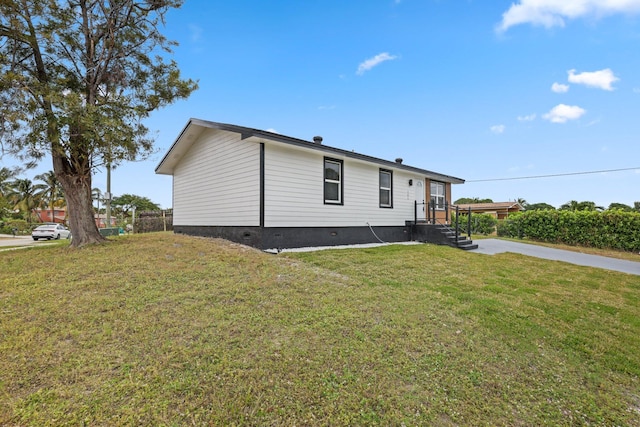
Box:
[543,104,586,123]
[188,24,203,42]
[551,82,570,93]
[496,0,640,32]
[517,113,537,121]
[490,124,506,134]
[356,52,398,75]
[568,68,619,90]
[266,128,279,134]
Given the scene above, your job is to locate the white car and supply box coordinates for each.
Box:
[32,224,72,240]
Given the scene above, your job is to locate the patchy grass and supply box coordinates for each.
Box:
[1,233,639,425]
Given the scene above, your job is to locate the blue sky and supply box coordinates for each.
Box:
[5,0,640,209]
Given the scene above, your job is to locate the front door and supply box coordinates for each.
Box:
[414,180,425,221]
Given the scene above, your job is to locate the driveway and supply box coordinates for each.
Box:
[470,239,640,276]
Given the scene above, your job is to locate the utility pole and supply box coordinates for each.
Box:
[95,190,101,225]
[105,162,112,228]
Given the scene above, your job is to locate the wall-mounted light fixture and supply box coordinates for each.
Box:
[408,179,413,186]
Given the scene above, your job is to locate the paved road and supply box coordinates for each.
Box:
[470,239,640,276]
[0,234,53,249]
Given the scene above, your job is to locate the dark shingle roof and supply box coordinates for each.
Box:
[156,118,465,184]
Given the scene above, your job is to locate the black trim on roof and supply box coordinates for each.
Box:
[156,118,465,184]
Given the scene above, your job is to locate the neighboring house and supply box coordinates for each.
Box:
[33,208,66,224]
[456,202,523,220]
[156,119,466,250]
[95,214,117,228]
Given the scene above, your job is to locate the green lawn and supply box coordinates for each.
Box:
[1,233,639,426]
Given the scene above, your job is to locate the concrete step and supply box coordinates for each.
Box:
[457,242,479,250]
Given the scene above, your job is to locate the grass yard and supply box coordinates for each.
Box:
[1,232,639,426]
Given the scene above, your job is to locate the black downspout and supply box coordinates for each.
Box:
[260,143,265,228]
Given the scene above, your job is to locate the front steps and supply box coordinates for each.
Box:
[409,221,478,250]
[434,224,478,250]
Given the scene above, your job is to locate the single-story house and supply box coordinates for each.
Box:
[156,119,467,250]
[32,208,66,223]
[456,202,524,220]
[94,213,118,228]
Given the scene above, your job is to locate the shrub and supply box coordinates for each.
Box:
[497,213,523,238]
[452,213,498,235]
[496,209,640,252]
[0,219,29,235]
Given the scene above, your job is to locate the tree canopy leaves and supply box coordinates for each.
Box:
[526,202,556,211]
[453,197,494,204]
[111,193,160,215]
[0,0,197,246]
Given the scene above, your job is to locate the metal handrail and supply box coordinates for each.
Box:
[412,201,474,247]
[414,200,472,239]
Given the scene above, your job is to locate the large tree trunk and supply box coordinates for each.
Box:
[53,152,105,247]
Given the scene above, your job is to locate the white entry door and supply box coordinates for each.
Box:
[414,180,425,219]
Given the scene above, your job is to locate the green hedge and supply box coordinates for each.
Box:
[451,213,498,236]
[0,219,30,235]
[497,210,640,252]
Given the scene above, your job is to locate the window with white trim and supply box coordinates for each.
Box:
[379,169,392,208]
[430,181,445,210]
[324,158,343,204]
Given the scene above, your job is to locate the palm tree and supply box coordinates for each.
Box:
[92,187,102,214]
[6,178,44,224]
[515,198,528,210]
[92,187,104,227]
[559,200,580,211]
[34,171,65,223]
[559,200,604,211]
[0,167,15,198]
[0,167,16,217]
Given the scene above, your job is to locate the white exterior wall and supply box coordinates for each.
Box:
[264,142,424,227]
[173,129,260,226]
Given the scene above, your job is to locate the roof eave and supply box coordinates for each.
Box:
[156,118,466,184]
[155,119,196,175]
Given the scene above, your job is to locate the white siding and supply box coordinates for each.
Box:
[173,129,260,226]
[264,143,423,227]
